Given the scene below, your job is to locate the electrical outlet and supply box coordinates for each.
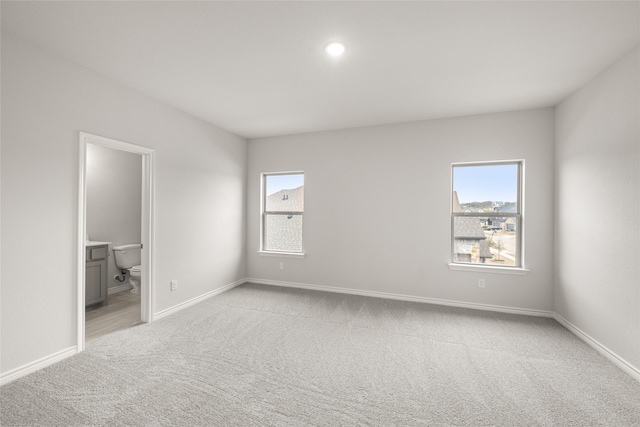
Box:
[170,280,178,291]
[279,262,284,270]
[478,279,485,288]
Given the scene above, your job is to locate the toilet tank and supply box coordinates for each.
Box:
[112,243,142,269]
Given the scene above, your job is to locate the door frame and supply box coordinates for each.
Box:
[77,132,155,352]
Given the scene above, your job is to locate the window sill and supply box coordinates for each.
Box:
[448,263,529,275]
[258,251,305,259]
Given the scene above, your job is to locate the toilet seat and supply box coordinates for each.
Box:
[129,265,142,274]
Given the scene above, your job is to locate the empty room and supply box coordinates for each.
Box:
[1,1,639,426]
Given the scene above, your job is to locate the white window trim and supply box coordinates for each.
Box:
[258,251,305,259]
[450,160,526,273]
[260,171,305,255]
[448,263,529,275]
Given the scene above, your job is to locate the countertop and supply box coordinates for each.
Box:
[86,241,111,247]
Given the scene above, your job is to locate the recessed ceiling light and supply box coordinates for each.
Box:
[324,41,346,57]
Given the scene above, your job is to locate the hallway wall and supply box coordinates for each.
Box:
[86,144,142,291]
[554,47,639,373]
[1,34,247,375]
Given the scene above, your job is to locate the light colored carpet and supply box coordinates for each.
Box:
[2,283,639,426]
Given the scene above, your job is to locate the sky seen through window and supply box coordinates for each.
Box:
[266,173,304,196]
[453,164,517,204]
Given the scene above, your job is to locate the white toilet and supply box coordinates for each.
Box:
[113,244,142,294]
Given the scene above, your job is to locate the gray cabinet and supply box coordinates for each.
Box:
[86,245,108,307]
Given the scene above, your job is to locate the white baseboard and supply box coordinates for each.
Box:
[245,278,555,318]
[153,277,248,321]
[108,284,132,295]
[246,278,639,383]
[1,279,247,385]
[0,346,77,386]
[553,313,640,383]
[5,279,637,386]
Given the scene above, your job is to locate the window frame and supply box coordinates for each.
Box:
[260,171,305,255]
[450,160,525,271]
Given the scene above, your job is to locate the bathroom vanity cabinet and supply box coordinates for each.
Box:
[86,243,109,307]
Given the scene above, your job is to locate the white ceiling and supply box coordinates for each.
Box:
[2,1,639,139]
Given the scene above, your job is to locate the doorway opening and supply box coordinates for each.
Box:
[77,132,155,352]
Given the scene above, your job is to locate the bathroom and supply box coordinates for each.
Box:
[85,143,142,341]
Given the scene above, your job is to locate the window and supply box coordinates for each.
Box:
[451,161,523,268]
[261,172,304,253]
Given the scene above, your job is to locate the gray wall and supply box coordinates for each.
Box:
[3,28,637,382]
[555,47,639,371]
[1,34,247,374]
[247,108,555,312]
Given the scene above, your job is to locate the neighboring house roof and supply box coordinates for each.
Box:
[452,192,508,260]
[452,191,462,212]
[453,217,487,239]
[264,185,304,252]
[264,214,303,252]
[266,186,304,212]
[452,197,493,259]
